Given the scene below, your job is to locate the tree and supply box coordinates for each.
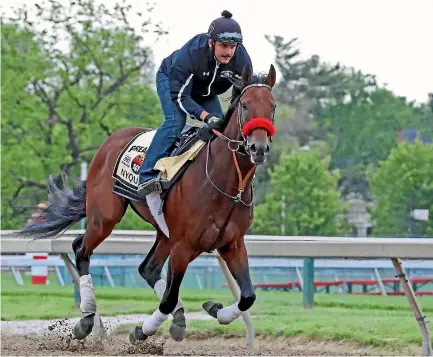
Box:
[266,35,431,201]
[251,149,346,236]
[1,0,166,228]
[368,140,433,236]
[265,35,346,107]
[320,86,418,199]
[1,23,54,228]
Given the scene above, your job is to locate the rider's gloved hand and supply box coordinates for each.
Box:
[204,113,225,129]
[198,113,226,141]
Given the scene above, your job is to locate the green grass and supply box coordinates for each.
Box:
[2,273,432,350]
[0,273,233,320]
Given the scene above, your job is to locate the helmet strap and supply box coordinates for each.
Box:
[209,40,222,64]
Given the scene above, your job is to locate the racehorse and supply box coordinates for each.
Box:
[18,64,277,343]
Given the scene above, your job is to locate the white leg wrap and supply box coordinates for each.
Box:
[79,274,97,317]
[217,302,242,325]
[154,279,184,314]
[142,308,169,336]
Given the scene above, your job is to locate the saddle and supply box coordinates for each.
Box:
[112,124,204,203]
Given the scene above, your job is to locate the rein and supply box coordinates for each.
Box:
[203,82,275,248]
[204,83,274,207]
[205,137,255,207]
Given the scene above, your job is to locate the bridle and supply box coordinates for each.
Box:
[205,83,275,207]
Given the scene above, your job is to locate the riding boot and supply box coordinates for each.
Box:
[137,126,177,197]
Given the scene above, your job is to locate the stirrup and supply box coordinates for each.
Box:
[137,172,170,197]
[155,172,171,192]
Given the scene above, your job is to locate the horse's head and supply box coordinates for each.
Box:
[228,64,277,165]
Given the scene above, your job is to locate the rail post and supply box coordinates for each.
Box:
[303,258,315,308]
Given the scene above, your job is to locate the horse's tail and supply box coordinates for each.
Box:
[19,174,87,240]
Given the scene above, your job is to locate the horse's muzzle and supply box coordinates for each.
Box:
[247,128,270,165]
[248,141,270,165]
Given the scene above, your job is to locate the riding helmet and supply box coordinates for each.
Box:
[207,10,243,44]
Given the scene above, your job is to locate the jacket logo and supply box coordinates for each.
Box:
[203,71,210,76]
[220,70,233,78]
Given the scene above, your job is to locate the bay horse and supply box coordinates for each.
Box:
[18,64,277,343]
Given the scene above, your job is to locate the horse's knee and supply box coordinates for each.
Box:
[73,235,91,276]
[138,260,161,288]
[137,261,151,284]
[138,260,146,278]
[238,293,256,311]
[72,234,84,254]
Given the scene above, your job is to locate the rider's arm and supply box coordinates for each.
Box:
[168,46,207,121]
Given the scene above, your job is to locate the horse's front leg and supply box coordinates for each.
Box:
[203,238,256,325]
[140,242,193,340]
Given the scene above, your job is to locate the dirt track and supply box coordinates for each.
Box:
[0,314,420,356]
[1,331,420,356]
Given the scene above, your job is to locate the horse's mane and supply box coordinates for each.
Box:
[224,73,269,122]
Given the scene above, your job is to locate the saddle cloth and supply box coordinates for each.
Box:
[111,125,206,238]
[112,128,205,192]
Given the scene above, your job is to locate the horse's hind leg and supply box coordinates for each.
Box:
[72,234,96,340]
[130,230,186,343]
[139,241,194,341]
[72,196,126,340]
[203,239,256,325]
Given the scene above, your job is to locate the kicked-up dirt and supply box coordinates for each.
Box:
[1,330,421,356]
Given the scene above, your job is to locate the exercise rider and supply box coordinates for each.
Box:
[137,10,253,197]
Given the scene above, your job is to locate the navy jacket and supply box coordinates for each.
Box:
[158,33,253,120]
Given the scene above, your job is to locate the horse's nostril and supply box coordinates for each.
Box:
[249,144,257,153]
[265,145,270,154]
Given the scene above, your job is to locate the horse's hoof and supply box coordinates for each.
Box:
[202,301,223,319]
[129,326,148,345]
[90,313,106,339]
[73,318,93,340]
[170,308,186,342]
[169,322,185,342]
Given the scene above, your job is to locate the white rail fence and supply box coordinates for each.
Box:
[3,255,433,291]
[1,230,432,355]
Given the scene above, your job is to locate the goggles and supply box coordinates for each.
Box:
[215,32,243,44]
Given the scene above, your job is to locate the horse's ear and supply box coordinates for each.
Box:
[265,64,276,88]
[242,65,252,85]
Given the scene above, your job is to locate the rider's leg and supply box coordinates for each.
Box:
[137,71,186,197]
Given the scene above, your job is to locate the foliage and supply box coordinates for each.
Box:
[265,35,346,108]
[1,0,166,228]
[251,149,345,235]
[368,140,433,236]
[265,34,432,204]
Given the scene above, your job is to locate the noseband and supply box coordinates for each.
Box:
[205,83,275,207]
[215,83,275,156]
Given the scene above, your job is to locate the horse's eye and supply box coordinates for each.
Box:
[241,102,248,110]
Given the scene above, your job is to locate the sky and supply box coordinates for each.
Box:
[2,0,432,104]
